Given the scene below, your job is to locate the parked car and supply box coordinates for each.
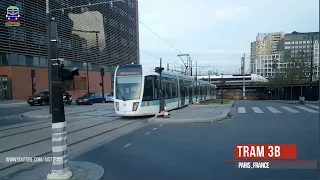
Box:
[27,91,49,106]
[27,90,72,106]
[76,93,106,105]
[104,92,114,102]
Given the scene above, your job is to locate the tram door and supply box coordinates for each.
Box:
[180,80,185,106]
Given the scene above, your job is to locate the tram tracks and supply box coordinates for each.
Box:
[0,116,147,174]
[0,112,117,139]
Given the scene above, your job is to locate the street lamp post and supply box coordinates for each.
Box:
[71,29,100,94]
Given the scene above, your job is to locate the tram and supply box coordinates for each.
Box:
[113,64,217,116]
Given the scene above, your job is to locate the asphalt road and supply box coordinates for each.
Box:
[0,103,43,127]
[72,100,319,180]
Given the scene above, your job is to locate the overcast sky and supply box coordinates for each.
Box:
[138,0,319,75]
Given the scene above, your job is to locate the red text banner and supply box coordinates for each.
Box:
[235,144,297,159]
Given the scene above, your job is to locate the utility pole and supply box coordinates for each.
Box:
[241,54,246,100]
[221,73,224,104]
[31,70,36,95]
[167,63,169,71]
[157,58,164,113]
[196,61,198,103]
[86,49,90,94]
[190,59,192,76]
[47,17,72,180]
[100,68,105,103]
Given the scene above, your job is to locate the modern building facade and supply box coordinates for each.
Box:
[0,0,139,100]
[253,53,286,78]
[277,32,319,79]
[250,32,284,74]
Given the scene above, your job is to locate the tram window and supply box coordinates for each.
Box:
[172,79,177,98]
[142,76,154,101]
[154,76,158,99]
[166,78,172,99]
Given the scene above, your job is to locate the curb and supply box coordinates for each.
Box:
[21,109,98,119]
[148,106,233,124]
[0,102,27,107]
[188,100,235,108]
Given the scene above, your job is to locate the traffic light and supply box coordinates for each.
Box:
[155,67,164,73]
[60,64,79,81]
[31,69,36,78]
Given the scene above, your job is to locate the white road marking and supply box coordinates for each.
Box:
[0,116,14,120]
[252,107,263,113]
[309,105,319,109]
[152,128,157,131]
[266,107,281,113]
[280,106,300,113]
[145,132,150,135]
[159,124,163,127]
[123,143,131,148]
[296,106,318,113]
[238,107,246,113]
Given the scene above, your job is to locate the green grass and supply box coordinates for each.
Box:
[200,99,232,105]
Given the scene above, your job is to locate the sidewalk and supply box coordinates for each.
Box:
[22,103,114,119]
[148,101,235,124]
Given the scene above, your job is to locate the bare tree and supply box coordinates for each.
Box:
[282,50,310,99]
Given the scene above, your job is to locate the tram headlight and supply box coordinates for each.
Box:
[116,102,119,111]
[132,102,139,111]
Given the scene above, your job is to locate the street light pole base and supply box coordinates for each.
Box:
[47,170,72,180]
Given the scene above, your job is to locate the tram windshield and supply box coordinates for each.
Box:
[116,75,142,101]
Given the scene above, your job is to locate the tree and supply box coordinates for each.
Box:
[283,50,310,98]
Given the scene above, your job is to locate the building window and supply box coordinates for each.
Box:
[40,57,47,67]
[307,41,311,43]
[303,45,306,48]
[285,41,290,45]
[285,46,290,49]
[299,41,303,44]
[295,41,299,44]
[26,55,33,66]
[299,46,302,48]
[9,54,19,65]
[33,57,40,66]
[303,41,306,44]
[18,55,26,66]
[0,53,9,66]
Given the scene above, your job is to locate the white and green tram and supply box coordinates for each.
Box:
[114,64,217,116]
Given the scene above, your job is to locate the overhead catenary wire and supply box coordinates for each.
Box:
[139,20,183,54]
[141,49,159,59]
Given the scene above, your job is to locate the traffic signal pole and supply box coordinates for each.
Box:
[47,0,52,114]
[47,17,72,180]
[31,70,36,95]
[101,68,105,103]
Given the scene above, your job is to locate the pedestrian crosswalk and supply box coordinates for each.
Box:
[237,105,319,114]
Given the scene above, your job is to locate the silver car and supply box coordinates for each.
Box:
[104,93,114,102]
